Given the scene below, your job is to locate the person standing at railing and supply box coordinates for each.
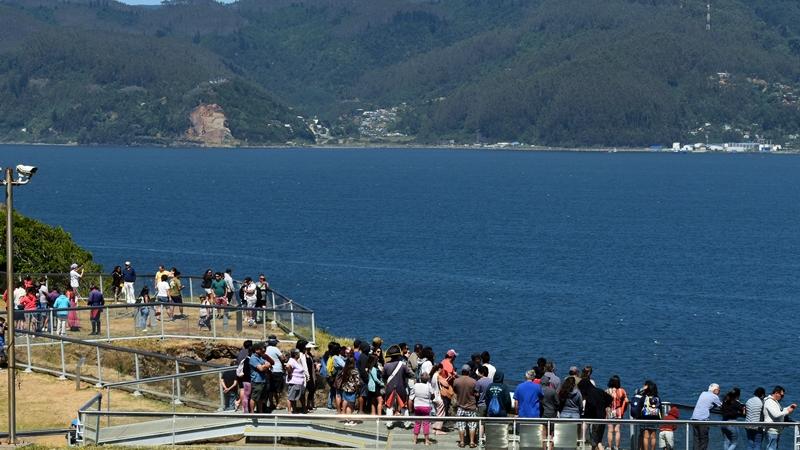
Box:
[236,340,254,413]
[154,265,170,290]
[242,277,257,326]
[224,269,236,306]
[69,263,83,301]
[720,388,746,450]
[37,278,49,333]
[540,375,559,450]
[453,364,479,448]
[659,406,680,450]
[255,275,269,324]
[87,285,104,336]
[579,375,613,450]
[266,336,285,412]
[250,342,274,414]
[22,286,37,332]
[286,348,308,415]
[111,266,123,303]
[691,383,722,450]
[606,375,629,450]
[169,269,185,320]
[640,381,663,450]
[762,386,797,450]
[744,387,766,450]
[211,272,228,321]
[155,274,173,322]
[122,261,136,304]
[53,288,70,336]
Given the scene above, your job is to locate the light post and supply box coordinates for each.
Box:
[2,164,38,445]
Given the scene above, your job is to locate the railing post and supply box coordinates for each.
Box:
[133,354,142,397]
[289,300,295,336]
[212,304,217,339]
[311,312,316,344]
[95,347,103,388]
[262,312,267,341]
[160,307,165,338]
[218,372,225,411]
[59,339,67,380]
[685,422,690,450]
[99,274,104,295]
[106,387,111,427]
[104,307,111,341]
[270,291,277,326]
[376,417,380,449]
[188,276,194,303]
[49,309,55,334]
[173,360,183,405]
[24,333,32,373]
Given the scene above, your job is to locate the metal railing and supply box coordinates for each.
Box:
[74,411,800,450]
[1,298,315,344]
[0,271,315,339]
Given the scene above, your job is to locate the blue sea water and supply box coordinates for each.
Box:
[2,145,799,405]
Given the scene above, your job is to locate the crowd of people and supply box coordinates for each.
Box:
[222,337,798,450]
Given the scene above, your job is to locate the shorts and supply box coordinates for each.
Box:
[456,408,478,431]
[342,391,357,404]
[590,424,606,446]
[359,383,369,397]
[385,390,408,410]
[269,372,285,393]
[157,296,169,303]
[251,383,267,403]
[477,405,487,417]
[287,383,305,401]
[659,430,674,449]
[170,296,183,304]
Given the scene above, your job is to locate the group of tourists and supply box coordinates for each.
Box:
[223,337,318,416]
[2,272,103,336]
[224,335,798,450]
[109,263,274,332]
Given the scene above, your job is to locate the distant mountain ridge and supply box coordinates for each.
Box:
[1,0,799,147]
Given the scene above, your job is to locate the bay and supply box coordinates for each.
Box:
[2,145,799,405]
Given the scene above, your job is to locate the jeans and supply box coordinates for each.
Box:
[694,423,710,450]
[224,391,237,411]
[722,425,738,450]
[765,431,779,450]
[745,429,763,450]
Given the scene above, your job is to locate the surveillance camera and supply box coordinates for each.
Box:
[15,165,38,177]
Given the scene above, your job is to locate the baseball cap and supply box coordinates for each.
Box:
[447,349,458,357]
[70,263,78,269]
[124,261,131,266]
[306,342,318,349]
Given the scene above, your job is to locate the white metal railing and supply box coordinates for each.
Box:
[75,411,800,450]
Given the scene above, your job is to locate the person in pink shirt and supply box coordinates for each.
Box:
[286,349,307,414]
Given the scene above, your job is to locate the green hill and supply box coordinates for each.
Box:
[0,0,799,147]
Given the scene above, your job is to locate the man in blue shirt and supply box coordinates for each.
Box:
[249,343,272,413]
[514,370,543,418]
[122,261,136,304]
[691,383,722,450]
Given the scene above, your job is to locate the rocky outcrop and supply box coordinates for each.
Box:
[186,103,236,146]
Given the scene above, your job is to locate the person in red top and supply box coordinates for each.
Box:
[606,375,629,450]
[659,406,680,450]
[21,287,38,331]
[441,349,458,381]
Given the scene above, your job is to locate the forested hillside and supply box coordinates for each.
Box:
[1,0,799,147]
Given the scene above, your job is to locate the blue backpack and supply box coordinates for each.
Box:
[630,390,645,419]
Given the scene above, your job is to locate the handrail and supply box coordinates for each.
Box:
[1,301,313,315]
[15,329,223,368]
[73,410,800,428]
[102,366,229,388]
[77,392,103,413]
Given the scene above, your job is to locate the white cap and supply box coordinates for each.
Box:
[124,261,131,266]
[70,263,78,269]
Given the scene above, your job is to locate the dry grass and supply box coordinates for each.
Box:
[0,370,199,446]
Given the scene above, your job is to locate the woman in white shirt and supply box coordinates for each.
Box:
[410,372,435,445]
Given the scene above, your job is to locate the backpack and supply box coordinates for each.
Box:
[630,390,645,419]
[236,358,247,378]
[487,394,503,417]
[642,395,661,418]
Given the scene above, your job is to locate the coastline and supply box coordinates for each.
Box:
[1,140,798,155]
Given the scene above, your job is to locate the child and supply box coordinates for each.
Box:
[198,296,212,330]
[659,405,680,450]
[136,286,153,332]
